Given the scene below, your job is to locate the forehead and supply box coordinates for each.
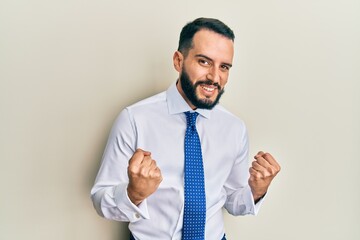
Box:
[189,29,234,62]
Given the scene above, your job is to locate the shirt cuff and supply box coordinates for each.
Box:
[243,185,264,215]
[113,183,150,222]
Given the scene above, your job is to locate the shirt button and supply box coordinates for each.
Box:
[135,213,140,218]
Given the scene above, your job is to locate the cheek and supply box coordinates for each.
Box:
[220,76,228,87]
[187,64,208,80]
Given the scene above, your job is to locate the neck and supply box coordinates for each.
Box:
[176,79,197,110]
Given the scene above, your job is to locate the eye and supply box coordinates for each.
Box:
[199,59,210,66]
[220,64,230,71]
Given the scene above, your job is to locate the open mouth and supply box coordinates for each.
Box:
[200,84,218,97]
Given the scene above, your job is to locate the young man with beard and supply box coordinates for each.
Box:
[91,18,281,240]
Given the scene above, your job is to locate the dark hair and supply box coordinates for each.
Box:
[177,17,235,56]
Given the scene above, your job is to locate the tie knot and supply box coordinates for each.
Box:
[185,111,199,127]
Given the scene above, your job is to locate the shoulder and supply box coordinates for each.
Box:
[113,91,167,130]
[125,91,167,115]
[128,91,166,109]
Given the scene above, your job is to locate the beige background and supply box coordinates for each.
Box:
[1,0,359,239]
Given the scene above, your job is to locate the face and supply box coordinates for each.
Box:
[174,29,234,109]
[180,66,224,109]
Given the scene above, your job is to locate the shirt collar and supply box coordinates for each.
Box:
[166,81,212,119]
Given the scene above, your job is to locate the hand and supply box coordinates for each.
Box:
[248,151,281,202]
[127,149,163,205]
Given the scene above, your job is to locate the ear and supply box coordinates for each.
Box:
[173,51,184,73]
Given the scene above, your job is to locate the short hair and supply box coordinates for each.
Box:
[177,17,235,56]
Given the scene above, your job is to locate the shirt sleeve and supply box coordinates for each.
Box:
[90,108,150,222]
[223,125,264,216]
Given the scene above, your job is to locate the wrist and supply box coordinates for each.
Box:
[127,187,143,206]
[253,192,266,204]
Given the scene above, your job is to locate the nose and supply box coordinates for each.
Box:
[206,67,221,84]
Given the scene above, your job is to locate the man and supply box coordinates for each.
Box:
[91,17,280,240]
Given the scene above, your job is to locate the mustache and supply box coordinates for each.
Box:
[194,80,221,90]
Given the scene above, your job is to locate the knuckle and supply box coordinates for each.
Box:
[267,167,275,175]
[128,165,137,174]
[251,171,261,179]
[155,173,162,180]
[140,168,149,177]
[155,170,162,179]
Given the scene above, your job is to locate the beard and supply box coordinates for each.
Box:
[180,68,225,110]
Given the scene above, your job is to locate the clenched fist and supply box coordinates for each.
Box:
[127,149,163,205]
[249,151,281,202]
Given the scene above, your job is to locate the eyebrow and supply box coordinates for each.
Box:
[195,54,233,68]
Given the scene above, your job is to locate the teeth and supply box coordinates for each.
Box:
[202,86,214,92]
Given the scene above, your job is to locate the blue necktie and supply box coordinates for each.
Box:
[182,111,206,240]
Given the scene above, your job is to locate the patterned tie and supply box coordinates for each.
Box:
[182,111,206,240]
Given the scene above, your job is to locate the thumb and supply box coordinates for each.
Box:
[136,148,151,156]
[129,149,151,165]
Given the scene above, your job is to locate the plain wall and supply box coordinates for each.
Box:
[1,0,359,239]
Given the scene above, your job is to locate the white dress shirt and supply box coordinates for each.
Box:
[91,81,263,240]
